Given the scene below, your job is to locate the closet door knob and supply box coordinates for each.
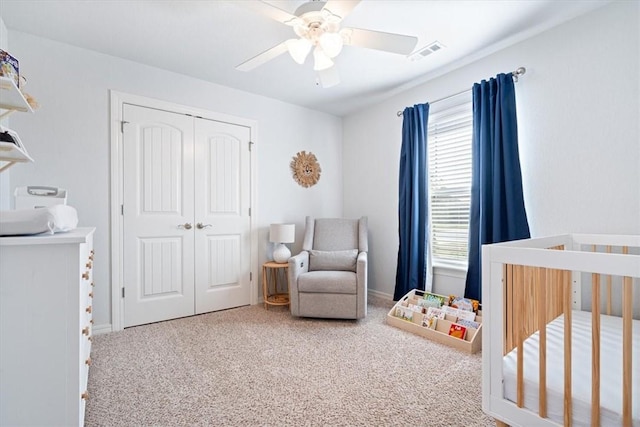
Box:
[196,223,212,229]
[178,223,192,230]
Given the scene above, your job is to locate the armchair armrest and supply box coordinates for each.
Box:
[356,251,368,318]
[288,250,309,316]
[356,251,367,291]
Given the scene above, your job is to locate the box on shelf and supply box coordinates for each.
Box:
[15,186,67,209]
[0,50,19,88]
[386,289,482,354]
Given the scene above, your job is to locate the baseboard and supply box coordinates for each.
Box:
[368,289,393,300]
[93,324,112,335]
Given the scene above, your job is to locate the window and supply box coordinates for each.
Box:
[428,99,473,269]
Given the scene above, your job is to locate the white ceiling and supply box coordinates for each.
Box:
[0,0,609,116]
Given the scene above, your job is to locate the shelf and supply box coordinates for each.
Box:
[0,126,34,172]
[0,77,33,116]
[0,77,35,172]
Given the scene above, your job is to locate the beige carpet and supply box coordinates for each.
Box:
[86,296,494,426]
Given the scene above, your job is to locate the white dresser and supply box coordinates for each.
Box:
[0,227,95,426]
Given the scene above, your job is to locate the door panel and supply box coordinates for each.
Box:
[123,104,195,327]
[194,119,251,314]
[140,238,183,297]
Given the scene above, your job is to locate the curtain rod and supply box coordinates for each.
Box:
[396,66,526,117]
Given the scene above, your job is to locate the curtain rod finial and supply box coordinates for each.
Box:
[513,67,526,82]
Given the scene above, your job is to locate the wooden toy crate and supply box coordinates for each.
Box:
[386,289,482,354]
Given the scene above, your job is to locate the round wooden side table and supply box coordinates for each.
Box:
[262,261,290,309]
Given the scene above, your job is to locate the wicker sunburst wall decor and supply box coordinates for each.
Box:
[290,151,321,188]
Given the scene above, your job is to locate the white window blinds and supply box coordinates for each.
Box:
[428,101,473,269]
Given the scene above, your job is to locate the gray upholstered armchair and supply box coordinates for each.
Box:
[288,216,368,319]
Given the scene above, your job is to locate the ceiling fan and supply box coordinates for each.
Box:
[236,0,418,88]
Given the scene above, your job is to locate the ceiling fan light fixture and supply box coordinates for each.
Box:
[286,38,312,64]
[319,32,343,58]
[313,47,334,71]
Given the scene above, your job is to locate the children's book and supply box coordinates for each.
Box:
[417,298,440,309]
[449,296,479,313]
[443,306,476,322]
[455,319,481,330]
[422,292,446,307]
[422,306,445,329]
[395,306,414,321]
[448,323,467,340]
[407,303,424,313]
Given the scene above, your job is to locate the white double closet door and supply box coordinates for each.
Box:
[122,104,251,327]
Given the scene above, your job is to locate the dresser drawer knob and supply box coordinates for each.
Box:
[91,281,95,287]
[85,357,92,366]
[89,254,94,261]
[86,261,93,269]
[82,271,90,280]
[88,292,94,298]
[81,391,89,400]
[82,327,90,336]
[90,319,94,324]
[88,336,93,342]
[86,305,92,314]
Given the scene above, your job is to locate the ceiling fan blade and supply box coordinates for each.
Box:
[342,28,418,55]
[323,0,361,20]
[317,66,340,88]
[241,0,297,24]
[236,42,289,72]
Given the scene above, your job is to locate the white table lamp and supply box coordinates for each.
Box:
[270,223,295,263]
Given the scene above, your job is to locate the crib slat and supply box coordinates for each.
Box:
[504,264,512,355]
[591,270,601,427]
[622,246,631,425]
[606,245,612,316]
[516,264,524,408]
[563,269,572,427]
[538,267,547,418]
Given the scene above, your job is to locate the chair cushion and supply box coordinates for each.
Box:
[312,218,359,251]
[298,271,357,294]
[309,249,358,272]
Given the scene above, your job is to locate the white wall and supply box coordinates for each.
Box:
[7,31,343,329]
[343,1,640,298]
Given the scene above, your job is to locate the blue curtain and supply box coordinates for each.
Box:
[394,103,431,300]
[464,73,530,302]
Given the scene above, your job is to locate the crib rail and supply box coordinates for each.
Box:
[482,234,639,427]
[503,246,566,356]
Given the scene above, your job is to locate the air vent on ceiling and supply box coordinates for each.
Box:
[408,41,445,61]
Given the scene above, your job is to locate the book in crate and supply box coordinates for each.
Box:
[386,289,482,354]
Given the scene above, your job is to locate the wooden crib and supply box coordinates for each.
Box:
[481,234,639,427]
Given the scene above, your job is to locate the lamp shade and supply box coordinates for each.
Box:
[286,38,312,64]
[313,47,334,71]
[319,32,343,58]
[269,224,295,244]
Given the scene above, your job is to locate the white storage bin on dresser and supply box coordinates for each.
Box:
[0,227,95,426]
